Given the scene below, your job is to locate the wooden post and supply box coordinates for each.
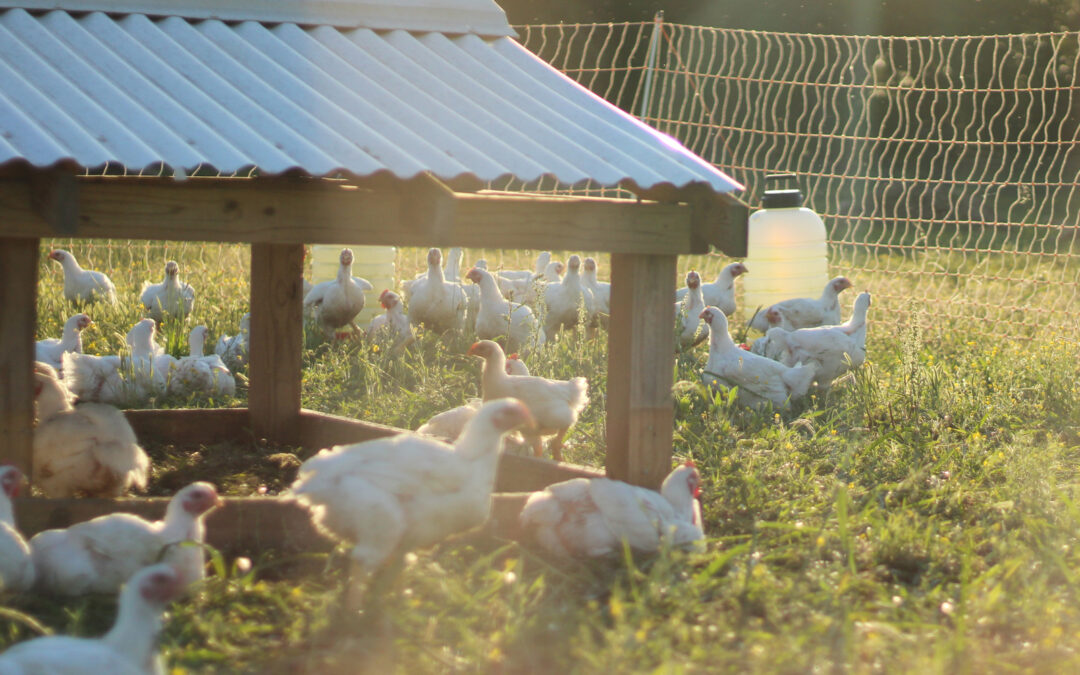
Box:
[0,238,39,475]
[605,253,677,489]
[249,243,304,445]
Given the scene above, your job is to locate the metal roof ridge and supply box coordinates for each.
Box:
[0,0,516,37]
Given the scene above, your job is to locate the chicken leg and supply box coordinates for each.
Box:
[548,429,567,462]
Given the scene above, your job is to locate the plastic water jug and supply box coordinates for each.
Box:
[742,174,829,321]
[310,245,396,325]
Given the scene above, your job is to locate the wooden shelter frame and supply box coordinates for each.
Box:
[0,170,746,553]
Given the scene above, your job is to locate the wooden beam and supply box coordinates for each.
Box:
[298,410,603,491]
[249,244,304,445]
[14,493,537,554]
[449,192,693,254]
[122,408,399,449]
[0,238,38,476]
[485,492,531,540]
[0,176,697,255]
[494,454,604,492]
[13,496,333,555]
[298,409,401,449]
[606,253,677,490]
[124,408,252,445]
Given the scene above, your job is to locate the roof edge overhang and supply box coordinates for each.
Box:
[0,0,516,36]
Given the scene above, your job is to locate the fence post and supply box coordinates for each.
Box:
[638,10,665,122]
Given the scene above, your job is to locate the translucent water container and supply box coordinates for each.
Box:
[742,174,829,320]
[310,245,396,325]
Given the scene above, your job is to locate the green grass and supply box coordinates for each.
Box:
[4,240,1080,673]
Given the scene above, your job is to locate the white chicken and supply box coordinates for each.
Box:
[520,461,704,558]
[304,248,374,339]
[541,255,595,341]
[61,352,125,405]
[33,369,150,498]
[496,260,562,305]
[29,482,221,595]
[749,276,853,333]
[415,399,483,444]
[699,306,815,410]
[290,399,533,572]
[0,563,183,675]
[444,247,465,283]
[469,340,588,461]
[48,249,118,305]
[505,353,530,376]
[761,291,872,388]
[402,247,463,296]
[540,260,565,283]
[35,313,92,373]
[748,307,791,362]
[676,262,747,316]
[417,353,532,443]
[407,248,468,332]
[581,257,611,315]
[466,267,543,352]
[215,312,250,372]
[676,271,709,350]
[498,251,552,283]
[59,317,170,406]
[127,318,164,358]
[127,319,175,400]
[366,290,414,350]
[0,466,34,593]
[463,258,486,330]
[140,260,195,322]
[168,326,236,398]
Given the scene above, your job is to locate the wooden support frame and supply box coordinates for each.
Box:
[0,169,748,550]
[0,238,39,476]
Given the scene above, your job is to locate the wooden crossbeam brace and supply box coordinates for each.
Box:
[687,187,750,258]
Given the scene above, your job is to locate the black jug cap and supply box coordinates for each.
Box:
[762,189,803,208]
[762,173,804,208]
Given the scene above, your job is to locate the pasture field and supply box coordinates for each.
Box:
[4,240,1080,673]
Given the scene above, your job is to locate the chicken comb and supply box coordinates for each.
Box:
[683,459,696,468]
[507,353,520,360]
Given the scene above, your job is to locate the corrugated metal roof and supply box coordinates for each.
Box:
[0,7,742,195]
[0,0,517,37]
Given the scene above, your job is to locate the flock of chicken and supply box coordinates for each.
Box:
[0,245,871,670]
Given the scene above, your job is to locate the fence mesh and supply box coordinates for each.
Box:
[516,21,1080,339]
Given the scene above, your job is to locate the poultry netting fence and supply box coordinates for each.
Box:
[503,20,1080,340]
